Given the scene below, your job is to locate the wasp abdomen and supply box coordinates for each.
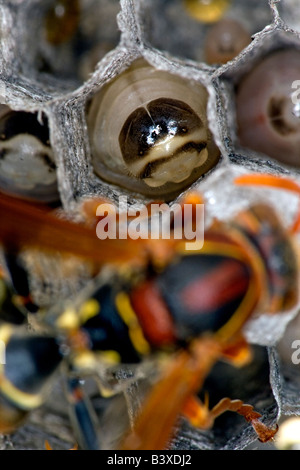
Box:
[80,284,143,364]
[155,254,251,341]
[0,329,63,433]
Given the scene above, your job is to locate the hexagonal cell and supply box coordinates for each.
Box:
[221,29,300,172]
[85,58,221,201]
[235,48,300,169]
[138,0,273,64]
[275,0,300,32]
[1,0,300,452]
[12,0,121,85]
[0,103,60,204]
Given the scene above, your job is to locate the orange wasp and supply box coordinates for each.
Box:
[0,173,298,449]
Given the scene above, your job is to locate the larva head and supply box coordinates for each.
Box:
[87,59,220,199]
[0,105,59,203]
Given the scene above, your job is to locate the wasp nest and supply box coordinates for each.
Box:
[1,0,300,451]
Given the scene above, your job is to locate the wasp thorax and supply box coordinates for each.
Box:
[87,60,220,198]
[0,105,59,203]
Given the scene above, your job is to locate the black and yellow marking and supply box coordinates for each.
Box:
[0,326,63,411]
[78,284,142,364]
[115,291,151,356]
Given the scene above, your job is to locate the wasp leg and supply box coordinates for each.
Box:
[182,395,278,443]
[211,397,278,443]
[221,335,253,367]
[181,394,213,429]
[120,337,221,450]
[64,376,101,450]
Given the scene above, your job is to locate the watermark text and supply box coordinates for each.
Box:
[291,339,300,365]
[95,197,204,251]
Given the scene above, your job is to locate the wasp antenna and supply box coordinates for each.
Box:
[234,173,300,234]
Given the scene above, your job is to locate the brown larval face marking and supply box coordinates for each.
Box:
[87,60,220,198]
[119,98,208,187]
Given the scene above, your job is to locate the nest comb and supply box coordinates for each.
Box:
[0,0,300,450]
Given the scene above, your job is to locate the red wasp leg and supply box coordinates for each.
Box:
[182,396,278,443]
[181,394,214,429]
[157,337,254,430]
[120,337,221,450]
[234,173,300,233]
[210,398,278,443]
[220,335,253,367]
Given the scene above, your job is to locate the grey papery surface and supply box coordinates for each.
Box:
[0,0,300,450]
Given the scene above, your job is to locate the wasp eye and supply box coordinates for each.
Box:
[0,105,59,203]
[204,18,251,64]
[87,59,220,199]
[235,49,300,168]
[184,0,231,23]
